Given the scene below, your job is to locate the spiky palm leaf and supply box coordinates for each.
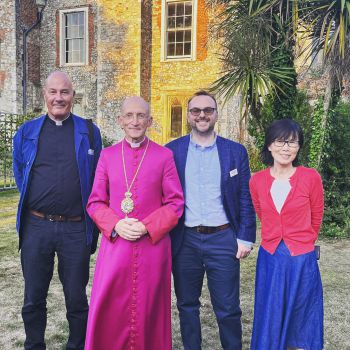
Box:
[211,0,296,120]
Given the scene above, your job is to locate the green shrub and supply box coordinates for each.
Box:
[320,101,350,238]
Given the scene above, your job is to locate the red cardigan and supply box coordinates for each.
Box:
[249,166,324,256]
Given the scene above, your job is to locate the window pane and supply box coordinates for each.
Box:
[81,40,85,62]
[72,39,80,50]
[185,3,192,15]
[175,43,183,56]
[167,43,175,56]
[184,16,192,27]
[79,24,84,37]
[69,26,79,38]
[168,17,176,28]
[63,11,86,64]
[175,31,184,43]
[66,51,72,63]
[171,106,182,138]
[184,30,191,41]
[184,42,191,55]
[165,2,193,59]
[72,51,80,63]
[66,14,72,26]
[176,17,184,28]
[168,3,176,16]
[168,32,175,43]
[78,12,84,25]
[71,13,79,25]
[176,3,184,16]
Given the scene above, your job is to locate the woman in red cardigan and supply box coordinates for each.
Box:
[249,119,324,350]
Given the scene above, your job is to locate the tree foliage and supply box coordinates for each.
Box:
[209,0,297,141]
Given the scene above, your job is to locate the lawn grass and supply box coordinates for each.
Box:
[0,191,349,349]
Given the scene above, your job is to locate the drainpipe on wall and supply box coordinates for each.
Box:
[22,1,46,115]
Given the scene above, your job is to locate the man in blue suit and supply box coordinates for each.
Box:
[13,71,102,349]
[166,90,256,350]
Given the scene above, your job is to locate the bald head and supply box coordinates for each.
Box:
[121,96,149,116]
[118,96,152,143]
[43,71,75,121]
[44,71,73,90]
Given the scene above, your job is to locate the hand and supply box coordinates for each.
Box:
[115,218,145,241]
[131,221,148,236]
[236,242,252,259]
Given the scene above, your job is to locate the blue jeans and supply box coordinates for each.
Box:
[173,227,242,350]
[20,212,91,350]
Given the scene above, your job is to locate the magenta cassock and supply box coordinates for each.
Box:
[85,138,184,350]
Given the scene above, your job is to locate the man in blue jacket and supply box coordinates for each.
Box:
[166,91,256,350]
[13,71,102,350]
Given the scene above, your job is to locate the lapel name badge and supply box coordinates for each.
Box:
[230,169,238,177]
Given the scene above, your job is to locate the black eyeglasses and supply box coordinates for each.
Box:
[273,140,299,148]
[189,107,216,116]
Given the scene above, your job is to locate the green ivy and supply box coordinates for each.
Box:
[308,97,325,170]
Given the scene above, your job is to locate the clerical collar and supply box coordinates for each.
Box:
[47,113,71,126]
[124,137,147,148]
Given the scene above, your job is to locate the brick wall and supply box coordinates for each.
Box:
[17,0,43,113]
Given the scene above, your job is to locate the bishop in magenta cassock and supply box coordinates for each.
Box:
[85,97,184,350]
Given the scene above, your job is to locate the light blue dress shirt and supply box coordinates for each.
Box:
[184,134,252,248]
[184,135,229,227]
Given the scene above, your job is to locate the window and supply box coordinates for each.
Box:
[59,8,88,65]
[162,0,197,60]
[170,103,183,138]
[167,96,191,140]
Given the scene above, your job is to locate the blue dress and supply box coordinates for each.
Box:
[250,240,323,350]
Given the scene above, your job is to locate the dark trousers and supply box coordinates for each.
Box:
[20,213,91,350]
[173,227,242,350]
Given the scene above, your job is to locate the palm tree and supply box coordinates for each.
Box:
[300,0,350,110]
[208,0,297,140]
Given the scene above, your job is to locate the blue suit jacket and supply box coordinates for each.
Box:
[166,134,256,257]
[13,114,102,247]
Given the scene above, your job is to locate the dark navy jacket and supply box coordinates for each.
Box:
[13,114,102,246]
[166,134,256,257]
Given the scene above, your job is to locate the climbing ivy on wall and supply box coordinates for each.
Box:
[308,97,326,170]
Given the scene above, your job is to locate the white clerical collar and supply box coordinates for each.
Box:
[47,113,71,126]
[124,137,146,148]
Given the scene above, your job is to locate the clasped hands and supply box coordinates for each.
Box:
[115,218,147,241]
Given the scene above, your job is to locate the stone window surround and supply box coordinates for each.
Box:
[161,0,198,62]
[58,7,89,66]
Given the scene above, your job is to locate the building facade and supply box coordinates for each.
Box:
[2,0,243,143]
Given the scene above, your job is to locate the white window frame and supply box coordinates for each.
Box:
[161,0,197,61]
[59,7,89,66]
